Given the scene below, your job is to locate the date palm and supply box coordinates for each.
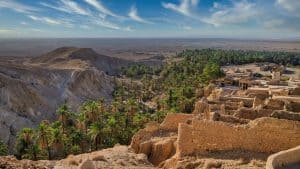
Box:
[88,122,103,150]
[37,122,51,160]
[81,101,99,124]
[56,104,70,133]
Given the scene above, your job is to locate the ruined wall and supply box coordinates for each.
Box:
[234,108,273,120]
[160,113,194,132]
[177,118,300,157]
[263,99,285,110]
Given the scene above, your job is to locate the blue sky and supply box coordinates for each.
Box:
[0,0,300,39]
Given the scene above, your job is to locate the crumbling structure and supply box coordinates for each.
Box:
[131,63,300,168]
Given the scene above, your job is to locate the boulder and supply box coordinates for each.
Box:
[266,146,300,169]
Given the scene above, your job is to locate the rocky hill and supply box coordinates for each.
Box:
[29,47,130,75]
[0,47,132,151]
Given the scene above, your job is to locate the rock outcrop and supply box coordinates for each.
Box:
[0,145,154,169]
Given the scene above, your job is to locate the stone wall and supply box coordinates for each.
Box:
[177,118,300,157]
[234,107,273,120]
[160,113,194,132]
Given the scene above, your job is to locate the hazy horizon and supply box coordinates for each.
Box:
[1,38,300,58]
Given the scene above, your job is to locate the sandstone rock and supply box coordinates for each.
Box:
[130,122,160,153]
[149,138,176,166]
[79,160,95,169]
[266,145,300,169]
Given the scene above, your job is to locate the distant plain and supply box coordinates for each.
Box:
[0,38,300,60]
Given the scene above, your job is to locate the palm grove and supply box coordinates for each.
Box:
[1,49,299,160]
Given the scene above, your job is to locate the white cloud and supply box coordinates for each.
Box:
[276,0,300,16]
[183,26,192,30]
[84,0,118,18]
[202,1,258,27]
[40,0,90,16]
[276,0,300,12]
[128,6,152,24]
[28,15,66,26]
[21,22,28,25]
[0,0,39,14]
[124,26,134,32]
[162,0,199,17]
[94,18,120,30]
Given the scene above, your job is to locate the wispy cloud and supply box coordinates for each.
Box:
[276,0,300,16]
[21,22,28,25]
[94,18,120,30]
[28,15,73,27]
[162,0,199,17]
[40,0,90,16]
[183,26,192,30]
[202,1,259,27]
[0,0,39,14]
[84,0,119,18]
[128,6,152,24]
[276,0,300,12]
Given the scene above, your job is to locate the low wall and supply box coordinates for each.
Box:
[234,108,273,120]
[160,113,194,132]
[266,145,300,169]
[177,117,300,157]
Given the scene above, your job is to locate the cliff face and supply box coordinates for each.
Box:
[0,47,129,151]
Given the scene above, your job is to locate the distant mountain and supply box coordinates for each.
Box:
[30,47,130,75]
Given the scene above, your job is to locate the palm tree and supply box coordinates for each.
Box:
[0,139,8,156]
[37,122,51,160]
[76,113,87,134]
[50,128,65,158]
[71,130,86,153]
[16,128,37,160]
[20,128,34,148]
[56,104,70,133]
[88,122,103,150]
[81,101,99,124]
